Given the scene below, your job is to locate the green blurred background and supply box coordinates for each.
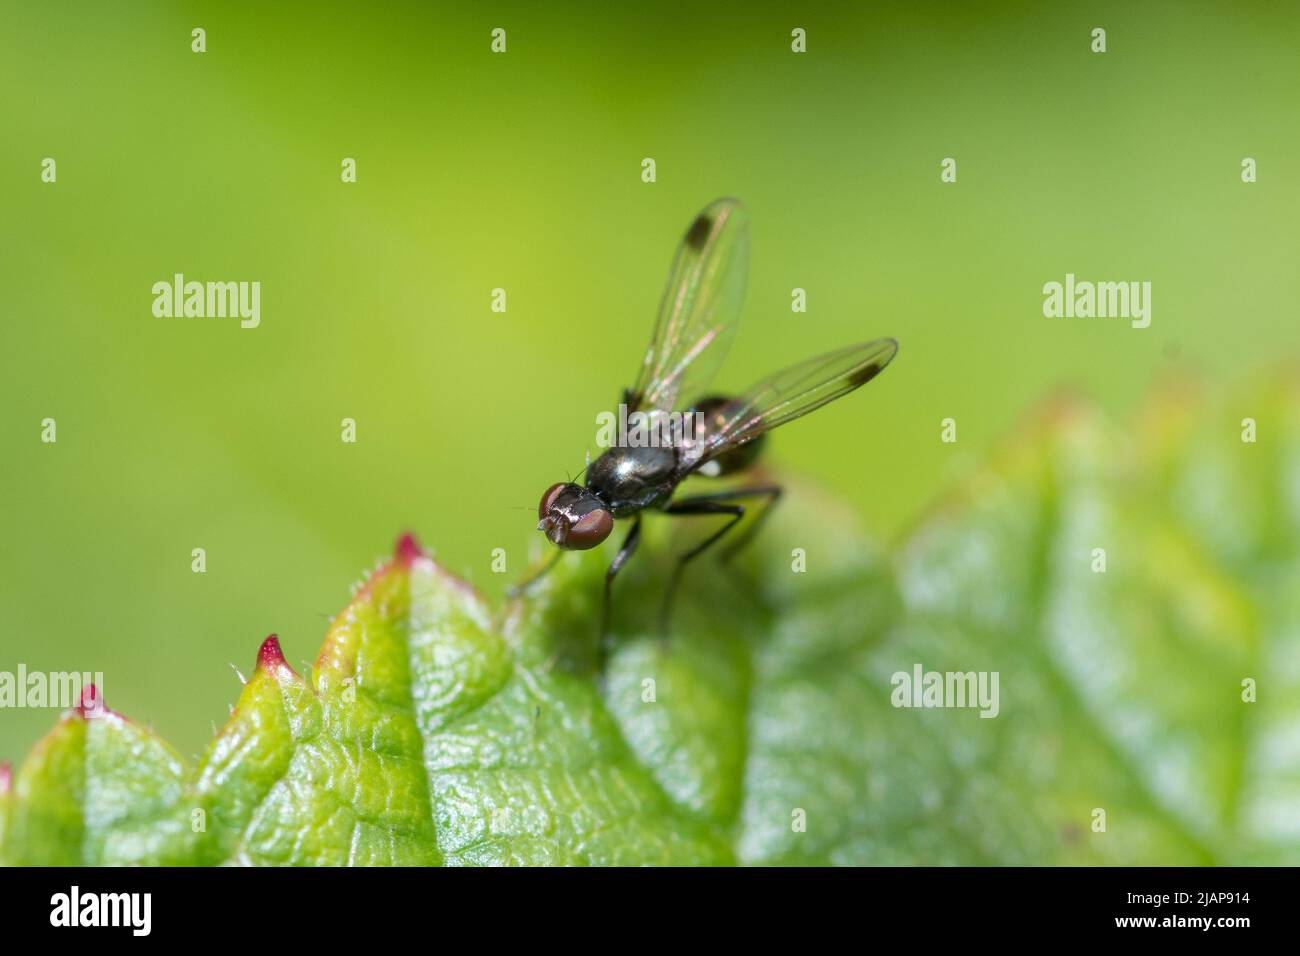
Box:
[1,1,1297,762]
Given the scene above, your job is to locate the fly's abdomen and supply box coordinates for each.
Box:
[687,395,766,476]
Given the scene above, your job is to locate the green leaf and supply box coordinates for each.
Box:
[2,375,1297,865]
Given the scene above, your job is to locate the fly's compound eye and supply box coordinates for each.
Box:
[538,482,567,521]
[565,508,614,550]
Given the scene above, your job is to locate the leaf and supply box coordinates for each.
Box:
[2,374,1297,865]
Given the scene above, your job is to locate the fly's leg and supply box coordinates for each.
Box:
[657,500,743,645]
[599,516,642,675]
[716,485,782,564]
[507,549,564,599]
[657,484,783,643]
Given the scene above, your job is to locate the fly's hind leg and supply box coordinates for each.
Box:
[716,485,782,564]
[657,483,782,645]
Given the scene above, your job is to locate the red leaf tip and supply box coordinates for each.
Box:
[256,633,294,674]
[0,761,11,795]
[395,531,427,567]
[76,683,106,718]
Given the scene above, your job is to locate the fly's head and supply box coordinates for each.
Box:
[537,482,613,550]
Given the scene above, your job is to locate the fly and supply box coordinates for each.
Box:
[527,198,897,667]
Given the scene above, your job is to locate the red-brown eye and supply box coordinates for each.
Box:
[538,482,567,520]
[566,508,614,550]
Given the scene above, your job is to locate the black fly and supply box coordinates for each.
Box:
[528,198,897,665]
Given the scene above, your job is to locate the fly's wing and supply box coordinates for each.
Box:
[625,198,749,414]
[680,338,899,473]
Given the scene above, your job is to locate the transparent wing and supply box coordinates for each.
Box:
[680,338,899,473]
[626,198,749,414]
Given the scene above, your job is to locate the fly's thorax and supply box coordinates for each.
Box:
[586,445,678,513]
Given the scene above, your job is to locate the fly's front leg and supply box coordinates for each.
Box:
[599,516,642,674]
[508,549,564,598]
